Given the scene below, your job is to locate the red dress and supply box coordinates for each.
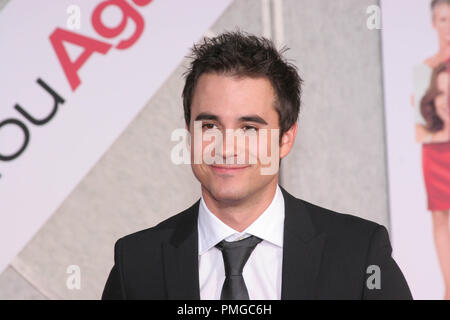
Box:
[422,141,450,211]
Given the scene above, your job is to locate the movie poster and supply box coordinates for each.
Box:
[381,0,450,299]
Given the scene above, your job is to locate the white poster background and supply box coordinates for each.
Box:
[381,0,444,299]
[0,0,231,274]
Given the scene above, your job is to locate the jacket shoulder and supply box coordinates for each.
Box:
[284,192,385,247]
[281,186,383,236]
[297,197,384,241]
[306,199,380,230]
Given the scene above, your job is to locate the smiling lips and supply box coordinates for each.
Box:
[210,164,250,174]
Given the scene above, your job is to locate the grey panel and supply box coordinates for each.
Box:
[0,266,47,300]
[210,0,263,36]
[280,0,388,227]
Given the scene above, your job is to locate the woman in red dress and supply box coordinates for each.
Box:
[414,0,450,300]
[421,61,450,300]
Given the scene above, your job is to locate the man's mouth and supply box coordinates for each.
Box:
[210,164,251,174]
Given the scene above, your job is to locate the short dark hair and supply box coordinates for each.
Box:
[182,30,302,138]
[420,62,450,132]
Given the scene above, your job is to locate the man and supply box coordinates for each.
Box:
[102,31,412,300]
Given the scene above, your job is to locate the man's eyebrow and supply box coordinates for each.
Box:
[238,115,268,125]
[194,113,219,121]
[193,113,268,125]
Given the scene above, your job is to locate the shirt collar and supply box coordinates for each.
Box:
[198,184,285,255]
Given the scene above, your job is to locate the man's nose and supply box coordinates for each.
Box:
[221,130,238,161]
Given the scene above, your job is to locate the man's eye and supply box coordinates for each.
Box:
[202,123,217,130]
[243,126,258,132]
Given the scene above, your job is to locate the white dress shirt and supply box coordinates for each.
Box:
[198,184,285,300]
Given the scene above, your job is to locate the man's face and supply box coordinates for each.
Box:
[188,72,293,203]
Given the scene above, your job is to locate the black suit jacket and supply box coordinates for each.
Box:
[102,186,412,300]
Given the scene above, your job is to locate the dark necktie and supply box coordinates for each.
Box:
[215,235,263,300]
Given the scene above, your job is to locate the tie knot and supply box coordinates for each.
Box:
[215,235,262,276]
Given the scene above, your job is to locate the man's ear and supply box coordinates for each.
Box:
[279,122,298,159]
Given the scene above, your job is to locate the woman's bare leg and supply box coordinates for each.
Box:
[431,209,450,300]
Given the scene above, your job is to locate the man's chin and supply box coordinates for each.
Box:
[208,186,249,203]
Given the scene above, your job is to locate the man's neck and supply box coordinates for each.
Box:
[201,180,278,232]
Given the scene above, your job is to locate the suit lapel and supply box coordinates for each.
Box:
[280,186,327,300]
[162,200,201,300]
